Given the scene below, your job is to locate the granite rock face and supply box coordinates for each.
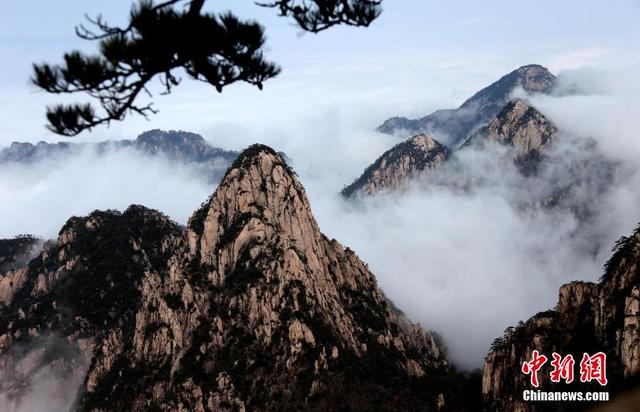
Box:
[0,144,454,411]
[377,65,556,147]
[341,134,449,197]
[483,224,640,411]
[466,99,557,174]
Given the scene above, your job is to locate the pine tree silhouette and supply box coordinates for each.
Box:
[32,0,382,136]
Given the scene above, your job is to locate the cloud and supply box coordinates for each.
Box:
[0,64,638,371]
[203,64,640,369]
[0,334,89,412]
[0,146,213,238]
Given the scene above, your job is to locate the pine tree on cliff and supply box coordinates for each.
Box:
[31,0,382,136]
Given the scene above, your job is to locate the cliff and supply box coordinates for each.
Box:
[0,144,458,411]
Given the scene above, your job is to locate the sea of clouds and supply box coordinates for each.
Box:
[1,65,638,370]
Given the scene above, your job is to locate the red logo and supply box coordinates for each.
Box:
[522,351,607,387]
[521,350,547,387]
[550,353,575,384]
[579,352,608,386]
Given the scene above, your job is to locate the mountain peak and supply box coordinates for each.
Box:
[408,133,440,150]
[483,223,640,410]
[341,134,449,197]
[133,129,233,163]
[188,143,313,257]
[511,64,556,93]
[0,136,458,409]
[467,98,557,174]
[459,64,555,110]
[376,65,556,146]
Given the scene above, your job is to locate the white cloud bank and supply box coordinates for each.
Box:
[0,64,638,370]
[0,147,213,238]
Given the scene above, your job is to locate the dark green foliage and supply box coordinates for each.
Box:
[81,356,171,410]
[1,205,180,345]
[175,317,216,386]
[602,223,640,282]
[144,322,170,338]
[217,212,256,249]
[0,234,41,273]
[55,207,177,332]
[343,288,389,332]
[164,292,184,310]
[33,2,280,136]
[226,144,283,177]
[260,0,382,33]
[188,199,211,237]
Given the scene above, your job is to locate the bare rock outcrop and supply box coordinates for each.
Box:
[483,224,640,411]
[466,99,557,174]
[341,134,449,197]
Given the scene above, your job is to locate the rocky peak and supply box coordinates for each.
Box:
[136,129,206,146]
[410,134,442,151]
[188,144,315,250]
[0,144,459,411]
[513,64,557,93]
[467,99,557,174]
[341,134,449,197]
[459,65,555,111]
[186,144,327,288]
[376,64,556,146]
[0,141,74,163]
[482,99,556,145]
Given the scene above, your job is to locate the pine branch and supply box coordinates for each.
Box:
[33,0,382,136]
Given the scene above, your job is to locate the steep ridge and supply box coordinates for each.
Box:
[345,98,614,216]
[0,129,238,184]
[483,224,640,411]
[342,101,557,198]
[377,64,556,147]
[341,134,449,197]
[466,99,558,174]
[0,145,461,411]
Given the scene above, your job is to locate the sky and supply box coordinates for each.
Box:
[1,1,640,370]
[1,1,639,144]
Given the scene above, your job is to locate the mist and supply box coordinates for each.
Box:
[205,65,640,368]
[0,65,638,370]
[0,146,213,238]
[0,335,89,412]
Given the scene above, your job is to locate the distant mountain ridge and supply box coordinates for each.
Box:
[0,129,239,184]
[344,98,561,198]
[377,64,556,147]
[346,87,618,243]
